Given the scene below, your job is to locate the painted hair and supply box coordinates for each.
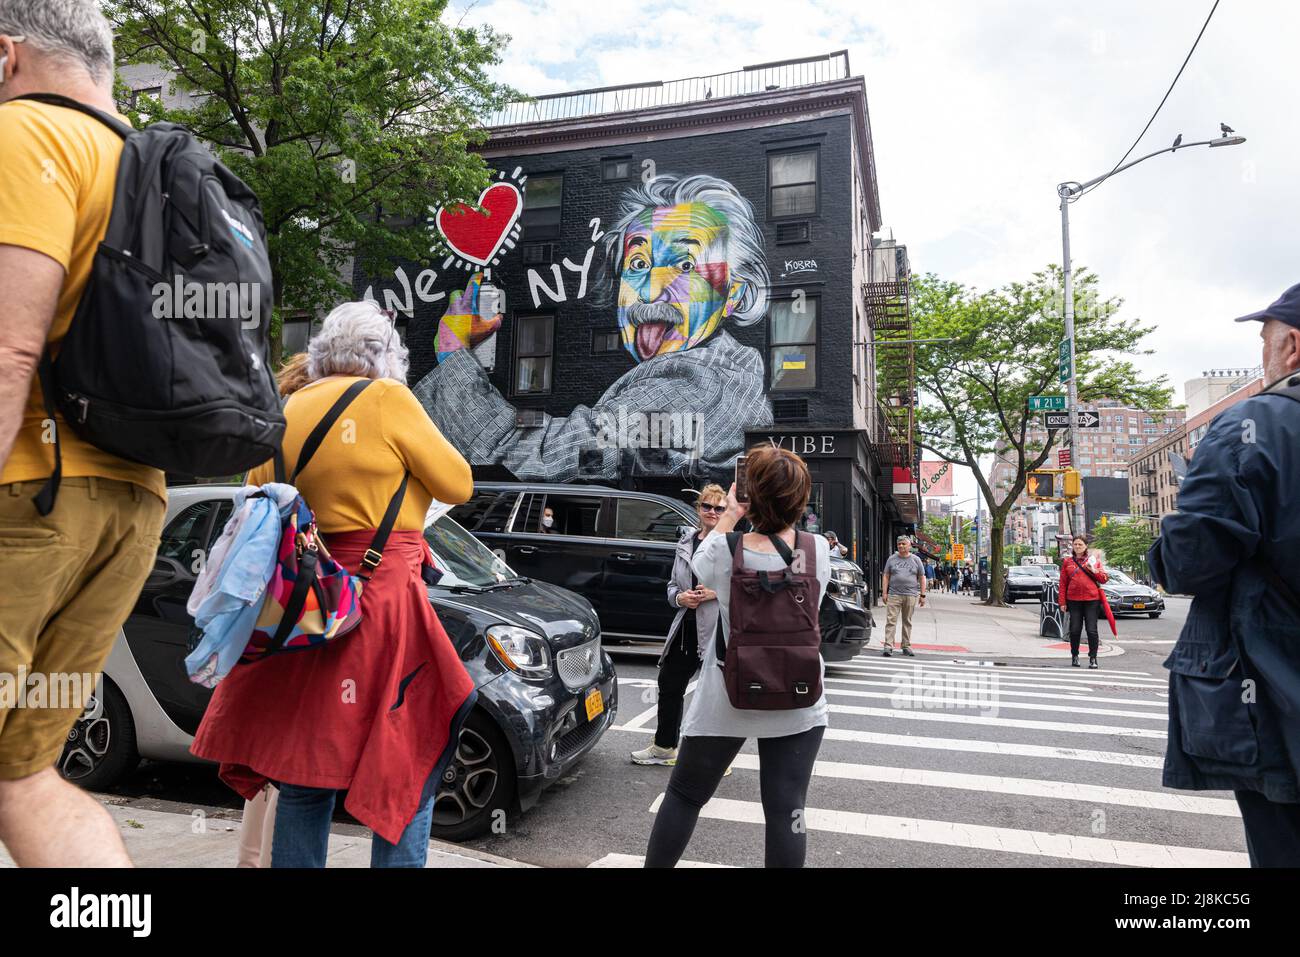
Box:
[595,173,770,326]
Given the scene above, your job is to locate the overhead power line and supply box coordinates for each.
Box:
[1080,0,1222,198]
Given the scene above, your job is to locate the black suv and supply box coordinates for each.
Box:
[448,482,871,660]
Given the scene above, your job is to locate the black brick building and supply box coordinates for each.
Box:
[352,52,916,591]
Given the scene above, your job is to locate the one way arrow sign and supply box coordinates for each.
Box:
[1044,411,1100,429]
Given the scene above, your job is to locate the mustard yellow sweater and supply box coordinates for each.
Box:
[249,376,472,531]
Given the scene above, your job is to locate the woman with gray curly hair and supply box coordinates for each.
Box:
[192,300,477,868]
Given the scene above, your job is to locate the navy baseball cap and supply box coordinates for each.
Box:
[1234,282,1300,329]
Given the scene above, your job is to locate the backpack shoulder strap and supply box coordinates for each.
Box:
[358,472,409,581]
[12,93,134,139]
[725,531,743,557]
[291,379,371,481]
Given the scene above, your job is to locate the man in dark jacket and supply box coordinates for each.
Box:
[1148,282,1300,867]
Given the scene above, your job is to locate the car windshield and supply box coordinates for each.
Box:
[423,511,518,588]
[1105,568,1136,585]
[1015,565,1056,577]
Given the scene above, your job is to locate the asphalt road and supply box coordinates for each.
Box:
[99,593,1250,867]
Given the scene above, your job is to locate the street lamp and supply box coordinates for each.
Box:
[1056,131,1245,535]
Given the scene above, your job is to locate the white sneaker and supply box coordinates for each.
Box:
[631,744,677,766]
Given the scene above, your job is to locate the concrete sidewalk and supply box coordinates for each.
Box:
[0,799,532,868]
[873,589,1124,659]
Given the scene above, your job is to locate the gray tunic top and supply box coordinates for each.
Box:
[680,532,830,739]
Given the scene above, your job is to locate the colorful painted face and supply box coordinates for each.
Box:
[616,202,746,362]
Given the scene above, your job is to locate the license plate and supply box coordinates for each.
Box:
[1133,603,1145,609]
[584,687,604,722]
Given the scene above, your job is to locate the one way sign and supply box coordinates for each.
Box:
[1044,410,1100,429]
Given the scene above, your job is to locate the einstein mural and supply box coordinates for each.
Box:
[412,173,773,483]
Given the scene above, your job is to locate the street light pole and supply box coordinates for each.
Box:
[1056,132,1245,540]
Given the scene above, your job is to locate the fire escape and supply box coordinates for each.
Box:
[864,236,919,525]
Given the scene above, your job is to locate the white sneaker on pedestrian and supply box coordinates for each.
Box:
[631,744,677,766]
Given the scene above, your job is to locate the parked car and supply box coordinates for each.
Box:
[58,485,617,842]
[1101,567,1165,618]
[447,482,871,660]
[1004,565,1052,603]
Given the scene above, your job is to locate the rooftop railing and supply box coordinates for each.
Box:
[484,51,851,128]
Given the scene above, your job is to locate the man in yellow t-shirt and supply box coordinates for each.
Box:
[0,1,165,867]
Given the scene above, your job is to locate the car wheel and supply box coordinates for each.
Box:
[429,708,517,843]
[58,679,138,792]
[1149,612,1161,618]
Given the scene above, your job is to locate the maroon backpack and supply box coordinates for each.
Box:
[715,530,822,710]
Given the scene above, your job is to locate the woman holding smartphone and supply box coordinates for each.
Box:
[1059,534,1108,669]
[631,485,726,767]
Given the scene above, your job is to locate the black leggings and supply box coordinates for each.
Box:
[644,725,825,868]
[1069,600,1100,656]
[654,617,699,749]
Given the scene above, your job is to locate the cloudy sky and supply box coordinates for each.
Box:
[450,0,1297,510]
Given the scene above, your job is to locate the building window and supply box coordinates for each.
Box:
[602,157,632,182]
[124,86,163,123]
[513,314,553,395]
[280,310,316,357]
[521,174,562,240]
[768,149,818,218]
[592,329,622,354]
[769,296,817,391]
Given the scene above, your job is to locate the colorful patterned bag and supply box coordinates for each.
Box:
[240,379,408,664]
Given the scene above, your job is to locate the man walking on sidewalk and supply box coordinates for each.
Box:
[0,1,165,867]
[1148,282,1300,867]
[881,535,926,657]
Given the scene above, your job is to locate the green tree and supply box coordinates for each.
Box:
[1090,517,1155,576]
[1003,543,1033,567]
[107,0,517,361]
[912,265,1172,606]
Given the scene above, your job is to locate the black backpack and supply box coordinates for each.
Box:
[15,93,285,515]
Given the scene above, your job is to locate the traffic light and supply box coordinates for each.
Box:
[1063,469,1082,498]
[1027,471,1055,499]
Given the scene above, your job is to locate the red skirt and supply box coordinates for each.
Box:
[190,530,475,844]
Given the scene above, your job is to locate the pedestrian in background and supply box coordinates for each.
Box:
[1060,534,1107,668]
[1150,283,1300,867]
[644,445,829,868]
[191,302,477,867]
[881,535,926,657]
[0,0,167,868]
[824,530,849,558]
[631,484,724,768]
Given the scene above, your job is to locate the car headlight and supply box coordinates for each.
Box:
[486,625,552,677]
[831,568,858,587]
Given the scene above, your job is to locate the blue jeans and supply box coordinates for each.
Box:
[271,771,439,868]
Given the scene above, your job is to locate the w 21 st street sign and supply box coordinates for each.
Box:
[1044,410,1100,429]
[1028,395,1066,412]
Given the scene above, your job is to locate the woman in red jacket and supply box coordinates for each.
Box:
[1059,534,1108,669]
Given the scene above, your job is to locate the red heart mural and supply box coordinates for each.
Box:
[435,182,523,267]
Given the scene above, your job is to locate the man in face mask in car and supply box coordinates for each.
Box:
[1149,281,1300,867]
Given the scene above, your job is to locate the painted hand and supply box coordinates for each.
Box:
[437,272,503,362]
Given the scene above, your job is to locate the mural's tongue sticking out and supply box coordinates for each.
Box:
[635,321,677,360]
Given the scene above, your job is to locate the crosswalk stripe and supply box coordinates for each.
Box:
[825,687,1168,721]
[727,754,1237,816]
[828,662,1166,691]
[830,660,1166,688]
[609,722,1165,769]
[647,795,1248,867]
[619,679,698,730]
[829,704,1167,738]
[587,852,732,868]
[840,657,1163,680]
[826,667,1115,694]
[820,727,1164,768]
[825,675,1168,708]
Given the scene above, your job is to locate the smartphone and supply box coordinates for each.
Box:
[734,455,749,503]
